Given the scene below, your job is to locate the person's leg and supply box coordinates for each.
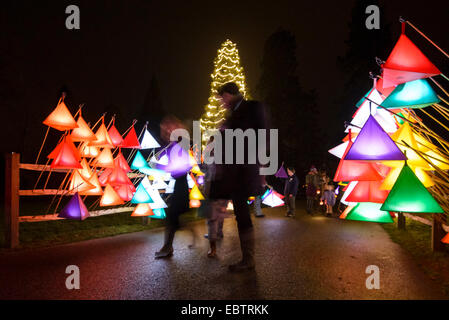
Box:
[254,195,264,217]
[207,218,218,257]
[217,216,224,238]
[290,196,296,217]
[229,193,255,272]
[155,208,178,258]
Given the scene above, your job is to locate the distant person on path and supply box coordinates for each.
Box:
[155,116,191,259]
[284,167,299,217]
[209,82,269,272]
[321,181,336,217]
[305,166,319,214]
[253,179,272,218]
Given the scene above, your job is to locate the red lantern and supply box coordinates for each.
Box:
[120,126,141,148]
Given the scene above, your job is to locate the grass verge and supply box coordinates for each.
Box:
[381,217,449,297]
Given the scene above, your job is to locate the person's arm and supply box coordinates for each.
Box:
[291,176,299,196]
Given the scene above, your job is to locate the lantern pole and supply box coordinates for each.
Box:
[432,213,446,252]
[5,152,20,248]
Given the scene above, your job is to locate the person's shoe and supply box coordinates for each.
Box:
[204,234,209,239]
[228,260,255,272]
[207,241,217,258]
[155,246,173,259]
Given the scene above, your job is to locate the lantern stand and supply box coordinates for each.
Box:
[397,212,406,230]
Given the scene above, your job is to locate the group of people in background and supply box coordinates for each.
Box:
[305,166,336,216]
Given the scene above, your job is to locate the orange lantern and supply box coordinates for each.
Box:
[108,165,133,186]
[69,170,95,194]
[114,151,131,172]
[114,184,135,201]
[80,141,100,158]
[78,158,93,179]
[108,124,124,146]
[441,232,449,244]
[131,203,154,217]
[189,199,201,208]
[99,167,113,186]
[100,184,125,206]
[43,99,78,131]
[71,112,96,141]
[339,205,354,219]
[83,172,103,196]
[48,136,81,161]
[50,137,82,170]
[93,148,115,168]
[89,122,114,148]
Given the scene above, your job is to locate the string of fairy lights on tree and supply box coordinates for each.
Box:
[199,39,250,148]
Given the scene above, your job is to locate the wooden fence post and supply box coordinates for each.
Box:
[5,152,20,248]
[432,214,445,252]
[397,212,406,230]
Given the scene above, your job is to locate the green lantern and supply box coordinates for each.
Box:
[346,202,394,223]
[381,163,444,213]
[380,79,440,109]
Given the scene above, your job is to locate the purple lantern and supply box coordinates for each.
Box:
[275,165,288,178]
[156,142,192,178]
[58,192,90,220]
[345,115,406,161]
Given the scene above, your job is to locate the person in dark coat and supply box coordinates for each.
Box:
[155,117,191,259]
[208,82,269,272]
[284,167,299,217]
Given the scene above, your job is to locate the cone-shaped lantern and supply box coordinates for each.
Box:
[78,158,93,180]
[339,205,354,220]
[80,141,100,158]
[131,150,150,171]
[131,203,154,217]
[140,129,160,149]
[441,232,449,244]
[83,172,104,196]
[151,178,169,190]
[114,184,135,202]
[93,147,115,168]
[69,170,95,194]
[345,180,389,203]
[262,190,285,207]
[114,151,132,173]
[381,79,439,109]
[381,163,444,213]
[43,100,78,131]
[108,165,133,186]
[189,184,205,200]
[108,124,124,147]
[50,137,82,170]
[328,141,349,159]
[382,30,440,88]
[100,184,124,206]
[141,177,168,209]
[71,113,96,141]
[98,168,113,186]
[89,122,114,148]
[345,115,406,161]
[48,136,81,161]
[157,142,192,178]
[189,199,201,208]
[346,88,385,133]
[275,165,288,178]
[346,202,394,223]
[151,208,166,219]
[58,192,90,220]
[120,125,140,148]
[340,181,359,206]
[131,183,154,204]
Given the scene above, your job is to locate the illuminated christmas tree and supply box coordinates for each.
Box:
[199,40,249,148]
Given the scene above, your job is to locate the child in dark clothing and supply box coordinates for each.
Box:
[284,167,299,217]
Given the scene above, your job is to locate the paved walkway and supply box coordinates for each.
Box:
[0,206,446,299]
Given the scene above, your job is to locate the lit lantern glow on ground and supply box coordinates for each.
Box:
[381,163,444,213]
[131,183,154,204]
[381,79,440,109]
[58,192,90,220]
[120,125,140,148]
[43,100,78,131]
[131,203,154,217]
[345,115,406,161]
[71,113,96,141]
[107,124,124,146]
[345,202,394,223]
[382,31,440,88]
[100,184,124,206]
[89,123,114,148]
[140,129,160,149]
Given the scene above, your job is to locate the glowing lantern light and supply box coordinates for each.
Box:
[339,205,354,220]
[43,100,78,131]
[93,147,115,168]
[140,166,167,179]
[190,199,201,208]
[100,184,124,206]
[131,183,154,204]
[78,158,93,179]
[48,136,81,161]
[197,175,204,185]
[131,150,150,171]
[114,151,131,172]
[345,180,389,203]
[262,190,284,207]
[382,31,440,88]
[333,138,383,182]
[345,115,406,161]
[346,202,394,223]
[131,203,154,217]
[261,188,271,200]
[328,141,349,159]
[189,184,205,200]
[58,192,90,220]
[424,150,449,170]
[80,141,100,158]
[226,201,234,211]
[165,179,175,194]
[151,178,169,190]
[89,122,114,148]
[441,232,449,244]
[380,162,434,190]
[71,113,96,141]
[108,165,133,186]
[114,184,134,201]
[157,142,192,178]
[150,154,169,166]
[107,124,124,146]
[187,174,196,189]
[140,177,168,209]
[120,125,140,148]
[98,168,113,186]
[152,208,166,219]
[83,172,103,196]
[275,165,288,178]
[340,181,359,206]
[140,129,161,149]
[381,163,444,213]
[375,77,396,97]
[69,170,95,194]
[50,137,82,170]
[381,79,439,109]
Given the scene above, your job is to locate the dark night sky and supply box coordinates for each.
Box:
[1,0,449,163]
